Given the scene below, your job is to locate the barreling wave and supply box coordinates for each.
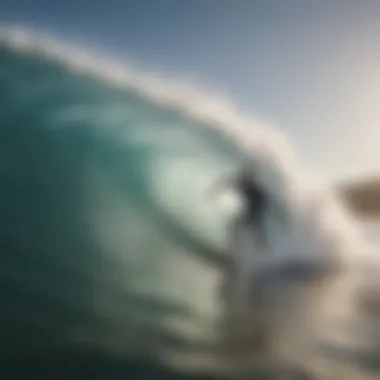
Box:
[0,26,378,379]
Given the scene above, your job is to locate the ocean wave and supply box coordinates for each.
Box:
[0,26,376,378]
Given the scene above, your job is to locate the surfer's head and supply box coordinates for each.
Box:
[237,166,257,187]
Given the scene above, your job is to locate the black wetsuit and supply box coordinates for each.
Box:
[237,178,269,245]
[238,180,267,223]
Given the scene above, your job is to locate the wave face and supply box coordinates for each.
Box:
[0,28,379,379]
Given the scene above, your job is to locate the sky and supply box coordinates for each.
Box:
[1,0,380,182]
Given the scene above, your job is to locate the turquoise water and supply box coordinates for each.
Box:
[0,30,249,377]
[1,29,379,379]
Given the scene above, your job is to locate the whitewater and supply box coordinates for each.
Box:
[1,27,380,379]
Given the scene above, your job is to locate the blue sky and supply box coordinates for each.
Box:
[1,0,380,181]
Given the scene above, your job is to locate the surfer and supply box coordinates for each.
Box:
[207,166,289,300]
[208,167,271,252]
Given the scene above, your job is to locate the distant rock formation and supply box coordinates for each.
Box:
[339,177,380,217]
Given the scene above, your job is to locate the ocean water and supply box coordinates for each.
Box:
[0,27,380,379]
